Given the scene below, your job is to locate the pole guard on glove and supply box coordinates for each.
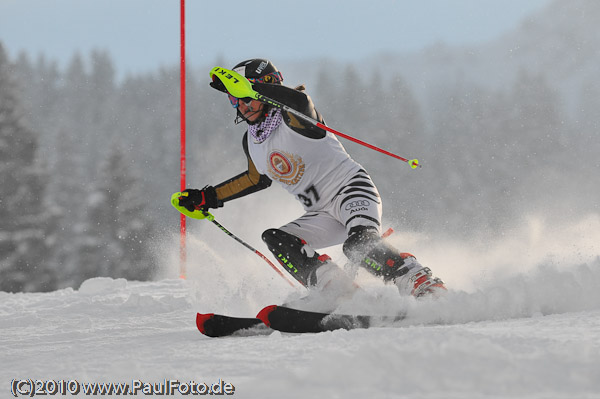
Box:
[171,192,213,220]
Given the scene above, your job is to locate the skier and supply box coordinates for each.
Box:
[177,58,445,298]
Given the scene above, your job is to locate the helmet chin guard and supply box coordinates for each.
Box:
[234,107,266,125]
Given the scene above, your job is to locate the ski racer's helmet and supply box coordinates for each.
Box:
[232,59,283,85]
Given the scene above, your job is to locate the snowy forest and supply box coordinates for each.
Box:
[1,1,599,293]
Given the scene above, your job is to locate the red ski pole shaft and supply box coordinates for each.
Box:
[315,121,410,162]
[255,93,420,169]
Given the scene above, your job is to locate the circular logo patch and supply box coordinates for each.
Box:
[267,151,305,186]
[269,152,293,176]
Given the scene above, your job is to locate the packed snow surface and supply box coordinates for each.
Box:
[2,223,600,399]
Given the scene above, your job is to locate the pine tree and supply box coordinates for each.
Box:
[0,43,57,292]
[77,143,157,284]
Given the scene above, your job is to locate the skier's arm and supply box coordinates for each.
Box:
[253,83,326,139]
[213,132,272,202]
[179,134,271,212]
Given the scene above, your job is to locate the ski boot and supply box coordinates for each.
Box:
[392,257,447,298]
[343,226,446,298]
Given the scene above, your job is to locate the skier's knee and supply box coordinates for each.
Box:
[343,226,380,260]
[262,228,292,250]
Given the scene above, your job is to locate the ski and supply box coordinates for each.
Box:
[196,305,407,337]
[196,313,266,338]
[257,305,406,333]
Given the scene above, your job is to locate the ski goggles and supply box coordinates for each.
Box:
[228,94,253,109]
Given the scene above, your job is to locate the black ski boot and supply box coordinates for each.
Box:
[343,226,446,297]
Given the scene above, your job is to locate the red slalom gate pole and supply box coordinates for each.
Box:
[179,0,187,279]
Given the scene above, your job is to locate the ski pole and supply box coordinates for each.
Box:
[210,66,421,169]
[258,94,419,168]
[170,192,298,288]
[203,212,298,288]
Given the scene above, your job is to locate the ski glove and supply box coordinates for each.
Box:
[178,186,223,212]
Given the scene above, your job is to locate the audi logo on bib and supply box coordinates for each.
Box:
[345,199,371,211]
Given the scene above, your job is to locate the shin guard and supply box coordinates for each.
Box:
[343,226,414,282]
[262,229,330,287]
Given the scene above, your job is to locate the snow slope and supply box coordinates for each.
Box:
[2,218,600,399]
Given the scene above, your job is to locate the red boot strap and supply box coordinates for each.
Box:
[318,254,331,262]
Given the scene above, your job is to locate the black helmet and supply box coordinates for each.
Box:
[232,59,283,85]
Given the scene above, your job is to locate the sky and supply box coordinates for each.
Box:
[1,0,552,79]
